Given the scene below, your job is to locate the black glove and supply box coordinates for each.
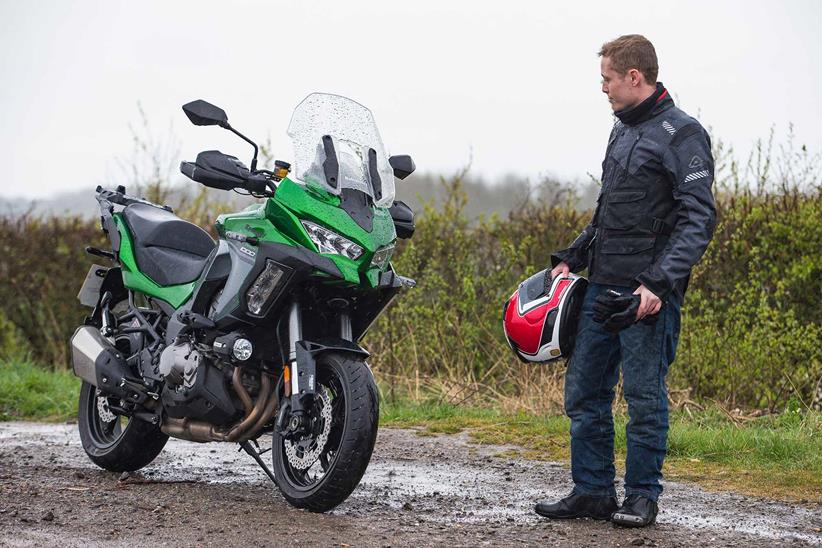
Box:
[593,290,659,333]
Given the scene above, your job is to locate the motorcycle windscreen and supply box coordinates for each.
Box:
[287,93,395,207]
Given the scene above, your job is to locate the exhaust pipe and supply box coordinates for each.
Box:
[70,326,146,403]
[161,368,279,443]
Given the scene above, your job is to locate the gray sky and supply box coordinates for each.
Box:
[1,0,820,199]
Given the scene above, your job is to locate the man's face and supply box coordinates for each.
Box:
[600,57,636,112]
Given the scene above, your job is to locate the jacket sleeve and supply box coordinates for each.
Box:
[551,223,595,272]
[635,125,717,298]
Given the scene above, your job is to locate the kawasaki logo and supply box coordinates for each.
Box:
[239,246,256,258]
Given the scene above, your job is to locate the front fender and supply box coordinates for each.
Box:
[287,337,371,418]
[297,337,370,360]
[291,338,370,402]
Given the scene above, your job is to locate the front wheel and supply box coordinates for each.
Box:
[272,352,379,512]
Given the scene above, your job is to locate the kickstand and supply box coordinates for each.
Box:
[239,440,276,484]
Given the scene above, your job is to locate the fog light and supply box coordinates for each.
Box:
[232,338,253,361]
[246,259,286,315]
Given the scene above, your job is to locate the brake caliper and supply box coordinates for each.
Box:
[283,387,332,470]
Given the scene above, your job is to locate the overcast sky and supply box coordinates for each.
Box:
[1,0,820,199]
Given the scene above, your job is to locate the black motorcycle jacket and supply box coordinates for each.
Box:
[552,83,716,299]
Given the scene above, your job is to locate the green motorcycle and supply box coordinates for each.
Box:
[70,93,416,512]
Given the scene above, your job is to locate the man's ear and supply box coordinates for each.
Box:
[629,68,642,87]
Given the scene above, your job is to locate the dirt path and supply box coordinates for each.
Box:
[0,422,819,547]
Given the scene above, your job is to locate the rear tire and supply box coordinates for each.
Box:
[78,381,168,472]
[272,352,379,512]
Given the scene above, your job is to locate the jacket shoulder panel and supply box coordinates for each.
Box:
[650,106,706,145]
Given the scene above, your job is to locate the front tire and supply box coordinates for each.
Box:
[272,352,379,512]
[78,381,168,472]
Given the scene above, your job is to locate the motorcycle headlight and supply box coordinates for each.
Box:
[370,244,395,269]
[301,221,364,260]
[246,259,287,315]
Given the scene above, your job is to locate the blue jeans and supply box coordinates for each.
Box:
[564,282,681,502]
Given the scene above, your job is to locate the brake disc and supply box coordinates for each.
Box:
[284,387,333,470]
[96,392,117,424]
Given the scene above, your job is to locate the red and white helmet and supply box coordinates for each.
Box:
[502,271,587,363]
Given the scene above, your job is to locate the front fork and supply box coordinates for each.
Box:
[286,301,305,399]
[277,301,351,436]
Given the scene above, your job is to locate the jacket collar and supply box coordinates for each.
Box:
[615,82,673,126]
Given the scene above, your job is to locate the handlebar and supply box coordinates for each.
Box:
[179,158,277,198]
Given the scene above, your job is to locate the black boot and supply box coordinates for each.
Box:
[611,494,658,527]
[534,493,618,520]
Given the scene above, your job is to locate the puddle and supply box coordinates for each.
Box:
[351,457,565,524]
[659,497,822,545]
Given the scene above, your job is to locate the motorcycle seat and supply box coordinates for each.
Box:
[122,203,215,286]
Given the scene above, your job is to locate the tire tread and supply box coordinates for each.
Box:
[273,353,379,512]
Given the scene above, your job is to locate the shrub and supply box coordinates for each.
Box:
[1,145,818,410]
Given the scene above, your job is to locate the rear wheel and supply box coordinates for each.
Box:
[78,381,168,472]
[272,352,379,512]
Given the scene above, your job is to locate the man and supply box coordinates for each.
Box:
[534,35,716,527]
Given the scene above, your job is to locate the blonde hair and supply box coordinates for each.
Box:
[599,34,659,84]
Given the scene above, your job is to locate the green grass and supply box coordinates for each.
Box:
[666,408,820,467]
[0,359,79,421]
[381,399,822,502]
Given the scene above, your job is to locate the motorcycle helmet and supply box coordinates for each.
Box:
[502,271,587,363]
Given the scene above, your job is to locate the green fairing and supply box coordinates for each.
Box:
[216,177,396,288]
[113,215,196,308]
[115,177,396,309]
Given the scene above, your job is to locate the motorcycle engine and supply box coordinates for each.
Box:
[158,340,201,390]
[159,339,238,424]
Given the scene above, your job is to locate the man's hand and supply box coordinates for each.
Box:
[633,284,662,321]
[550,261,570,280]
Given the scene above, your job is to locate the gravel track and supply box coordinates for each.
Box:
[0,422,819,547]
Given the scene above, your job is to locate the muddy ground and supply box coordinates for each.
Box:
[0,422,819,547]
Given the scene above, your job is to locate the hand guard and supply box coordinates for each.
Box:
[592,290,659,333]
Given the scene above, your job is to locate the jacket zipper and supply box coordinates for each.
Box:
[587,229,598,276]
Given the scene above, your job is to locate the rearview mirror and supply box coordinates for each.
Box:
[182,100,229,128]
[389,155,415,180]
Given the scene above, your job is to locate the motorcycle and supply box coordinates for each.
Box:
[70,93,417,512]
